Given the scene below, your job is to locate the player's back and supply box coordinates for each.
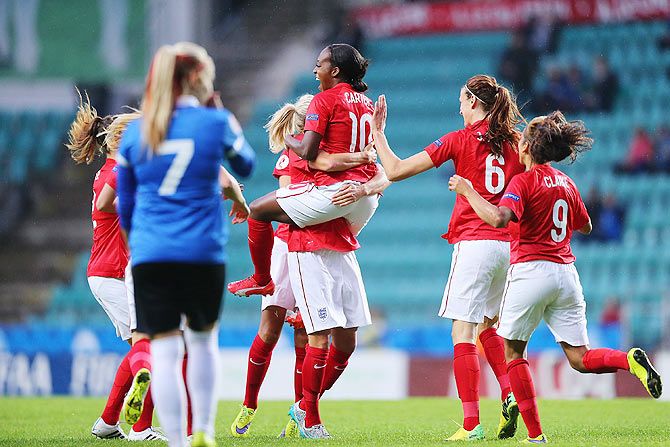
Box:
[506,164,589,264]
[119,106,234,264]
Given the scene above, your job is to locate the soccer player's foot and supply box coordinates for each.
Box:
[520,433,548,444]
[127,426,167,441]
[302,424,332,439]
[91,417,126,439]
[446,424,484,441]
[288,401,307,436]
[497,392,519,439]
[230,405,256,437]
[278,418,300,438]
[191,431,216,447]
[123,368,151,425]
[227,276,274,297]
[628,348,662,399]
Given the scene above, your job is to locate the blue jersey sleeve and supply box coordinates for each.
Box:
[116,127,137,232]
[220,111,256,178]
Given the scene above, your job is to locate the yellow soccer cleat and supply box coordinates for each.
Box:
[122,368,151,426]
[520,433,548,444]
[628,348,662,399]
[497,392,519,439]
[230,405,256,437]
[446,424,484,441]
[191,431,216,447]
[278,418,300,438]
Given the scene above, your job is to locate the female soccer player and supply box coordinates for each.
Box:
[371,75,526,441]
[449,111,663,444]
[65,94,165,441]
[116,42,255,447]
[228,43,380,298]
[232,94,382,438]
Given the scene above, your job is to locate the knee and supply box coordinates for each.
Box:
[258,326,281,345]
[249,199,264,220]
[568,356,588,373]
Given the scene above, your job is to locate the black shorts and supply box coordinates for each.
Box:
[132,262,226,336]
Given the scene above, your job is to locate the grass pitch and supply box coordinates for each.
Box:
[0,398,668,446]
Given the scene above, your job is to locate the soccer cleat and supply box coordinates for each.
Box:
[446,424,484,441]
[288,401,308,437]
[302,424,332,439]
[128,426,167,441]
[91,417,126,439]
[497,392,520,439]
[278,418,300,438]
[230,405,256,437]
[227,276,275,297]
[123,368,151,425]
[520,433,548,444]
[191,431,216,447]
[628,348,662,399]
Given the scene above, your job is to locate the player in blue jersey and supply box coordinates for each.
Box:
[116,42,255,447]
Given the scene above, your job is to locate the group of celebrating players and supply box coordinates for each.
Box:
[65,40,662,447]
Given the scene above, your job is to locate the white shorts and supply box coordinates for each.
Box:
[438,240,510,323]
[276,181,379,235]
[88,276,132,340]
[261,238,296,311]
[497,261,589,347]
[125,263,137,332]
[287,249,372,334]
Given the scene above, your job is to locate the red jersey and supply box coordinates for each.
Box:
[498,164,590,264]
[304,82,377,186]
[272,150,291,242]
[424,119,525,244]
[87,158,129,278]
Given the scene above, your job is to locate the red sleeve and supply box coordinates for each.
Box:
[423,131,460,168]
[273,150,290,179]
[498,174,526,221]
[303,93,331,136]
[106,166,118,190]
[571,188,590,231]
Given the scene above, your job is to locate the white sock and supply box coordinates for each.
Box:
[184,326,219,438]
[151,335,187,447]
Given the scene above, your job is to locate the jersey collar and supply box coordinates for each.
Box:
[175,95,201,108]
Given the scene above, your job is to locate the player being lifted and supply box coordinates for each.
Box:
[449,111,663,444]
[371,76,526,441]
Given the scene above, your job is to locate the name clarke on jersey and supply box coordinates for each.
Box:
[544,175,568,188]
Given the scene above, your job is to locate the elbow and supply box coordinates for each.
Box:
[303,150,318,162]
[492,215,508,228]
[386,170,404,182]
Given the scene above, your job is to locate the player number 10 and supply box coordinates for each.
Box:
[349,112,373,152]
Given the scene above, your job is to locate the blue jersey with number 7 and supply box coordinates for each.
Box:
[116,99,255,265]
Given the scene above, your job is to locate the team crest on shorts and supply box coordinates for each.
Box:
[318,307,328,320]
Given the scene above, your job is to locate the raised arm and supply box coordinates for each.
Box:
[372,95,434,181]
[448,175,515,228]
[285,131,322,162]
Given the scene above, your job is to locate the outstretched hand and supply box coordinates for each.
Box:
[229,201,250,224]
[448,175,474,195]
[373,94,387,133]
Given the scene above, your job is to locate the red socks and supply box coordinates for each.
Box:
[582,348,629,373]
[248,218,274,284]
[128,338,152,375]
[453,343,480,431]
[320,344,351,394]
[508,358,543,438]
[243,335,276,409]
[132,388,155,431]
[294,346,306,402]
[300,345,328,428]
[479,328,512,401]
[182,353,193,436]
[101,353,133,425]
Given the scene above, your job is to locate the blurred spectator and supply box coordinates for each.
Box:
[655,125,670,172]
[535,66,575,113]
[498,30,538,104]
[325,7,366,53]
[600,296,621,327]
[585,56,619,112]
[615,128,655,174]
[584,186,602,233]
[522,13,562,55]
[597,194,625,242]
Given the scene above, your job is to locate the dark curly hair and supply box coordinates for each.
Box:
[523,111,593,164]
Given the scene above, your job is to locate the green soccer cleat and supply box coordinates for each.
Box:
[122,368,151,426]
[446,424,484,441]
[628,348,662,399]
[230,405,256,437]
[191,431,216,447]
[520,433,548,444]
[278,418,300,438]
[497,392,519,439]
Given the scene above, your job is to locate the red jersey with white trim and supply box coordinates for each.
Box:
[87,158,129,278]
[498,164,590,264]
[424,119,525,244]
[304,83,377,186]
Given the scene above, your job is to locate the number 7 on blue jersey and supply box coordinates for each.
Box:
[157,139,195,196]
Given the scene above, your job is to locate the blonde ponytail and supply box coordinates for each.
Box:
[104,110,141,153]
[264,94,313,153]
[66,89,112,164]
[141,45,178,151]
